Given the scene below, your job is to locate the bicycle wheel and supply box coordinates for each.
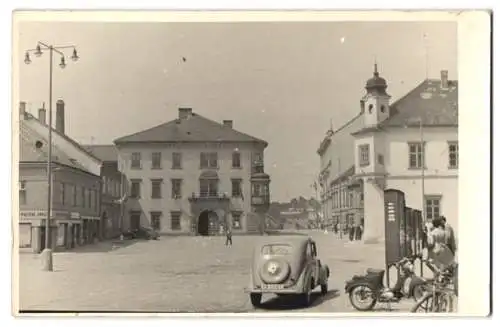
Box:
[436,292,455,312]
[411,293,434,313]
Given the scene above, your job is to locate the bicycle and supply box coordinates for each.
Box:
[410,262,457,313]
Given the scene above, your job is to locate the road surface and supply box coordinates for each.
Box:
[18,231,417,313]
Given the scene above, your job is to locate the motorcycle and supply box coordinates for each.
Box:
[345,255,427,311]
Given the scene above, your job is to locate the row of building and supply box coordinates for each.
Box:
[18,103,271,253]
[316,66,458,243]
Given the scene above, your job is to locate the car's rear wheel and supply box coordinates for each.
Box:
[250,293,262,307]
[299,279,313,307]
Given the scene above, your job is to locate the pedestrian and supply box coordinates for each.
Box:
[348,223,354,241]
[441,216,457,256]
[225,228,232,247]
[426,218,455,271]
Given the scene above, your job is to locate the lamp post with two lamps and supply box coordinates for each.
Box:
[24,42,79,271]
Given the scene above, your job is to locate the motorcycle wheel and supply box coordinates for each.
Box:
[348,285,377,311]
[412,284,427,302]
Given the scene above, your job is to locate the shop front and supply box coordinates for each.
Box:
[18,209,94,253]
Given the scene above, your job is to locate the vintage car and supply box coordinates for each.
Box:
[245,236,330,307]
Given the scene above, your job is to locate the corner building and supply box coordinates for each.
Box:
[114,108,270,235]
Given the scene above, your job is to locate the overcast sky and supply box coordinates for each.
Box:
[17,21,457,202]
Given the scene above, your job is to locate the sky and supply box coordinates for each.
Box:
[16,20,457,202]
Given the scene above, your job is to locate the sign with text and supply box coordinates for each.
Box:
[384,189,406,267]
[19,210,46,220]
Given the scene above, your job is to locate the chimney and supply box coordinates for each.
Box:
[223,120,233,128]
[38,104,46,125]
[19,101,26,115]
[178,107,192,119]
[440,70,449,89]
[56,100,65,134]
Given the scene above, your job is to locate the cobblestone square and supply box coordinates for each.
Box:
[19,231,416,313]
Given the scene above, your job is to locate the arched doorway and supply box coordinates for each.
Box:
[198,210,219,236]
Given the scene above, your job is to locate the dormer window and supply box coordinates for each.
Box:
[368,104,374,113]
[381,105,386,113]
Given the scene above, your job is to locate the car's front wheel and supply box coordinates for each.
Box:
[250,293,262,307]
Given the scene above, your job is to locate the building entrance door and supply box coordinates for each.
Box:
[198,210,219,236]
[130,213,141,230]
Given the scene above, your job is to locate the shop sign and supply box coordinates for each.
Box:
[19,210,46,220]
[70,212,81,219]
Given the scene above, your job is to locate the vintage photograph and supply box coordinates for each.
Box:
[12,11,475,315]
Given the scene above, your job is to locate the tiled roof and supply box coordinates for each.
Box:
[382,79,458,127]
[114,113,268,146]
[23,112,102,162]
[19,120,90,172]
[83,145,119,162]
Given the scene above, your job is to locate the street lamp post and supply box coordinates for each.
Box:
[24,42,79,272]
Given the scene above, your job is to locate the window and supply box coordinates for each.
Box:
[349,192,354,208]
[131,152,142,169]
[130,179,141,198]
[19,223,31,248]
[253,152,263,164]
[151,179,163,199]
[171,211,181,230]
[425,195,441,220]
[59,183,66,205]
[200,152,218,169]
[377,154,384,165]
[72,184,77,206]
[448,142,459,169]
[232,212,242,229]
[172,152,182,169]
[333,190,338,208]
[93,190,98,210]
[107,179,113,195]
[103,176,108,194]
[81,186,86,207]
[171,179,182,199]
[358,144,370,167]
[252,183,262,196]
[19,181,26,205]
[200,179,218,197]
[150,211,162,231]
[368,104,374,113]
[408,142,424,169]
[151,152,162,169]
[381,105,386,113]
[232,179,242,197]
[87,188,92,208]
[232,152,241,168]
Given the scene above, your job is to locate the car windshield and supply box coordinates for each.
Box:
[261,244,292,255]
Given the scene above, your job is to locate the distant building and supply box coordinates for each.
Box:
[113,108,271,235]
[18,102,102,253]
[84,145,126,239]
[316,114,364,230]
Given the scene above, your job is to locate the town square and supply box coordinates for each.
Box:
[12,12,474,315]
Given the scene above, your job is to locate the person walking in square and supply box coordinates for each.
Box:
[225,228,232,247]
